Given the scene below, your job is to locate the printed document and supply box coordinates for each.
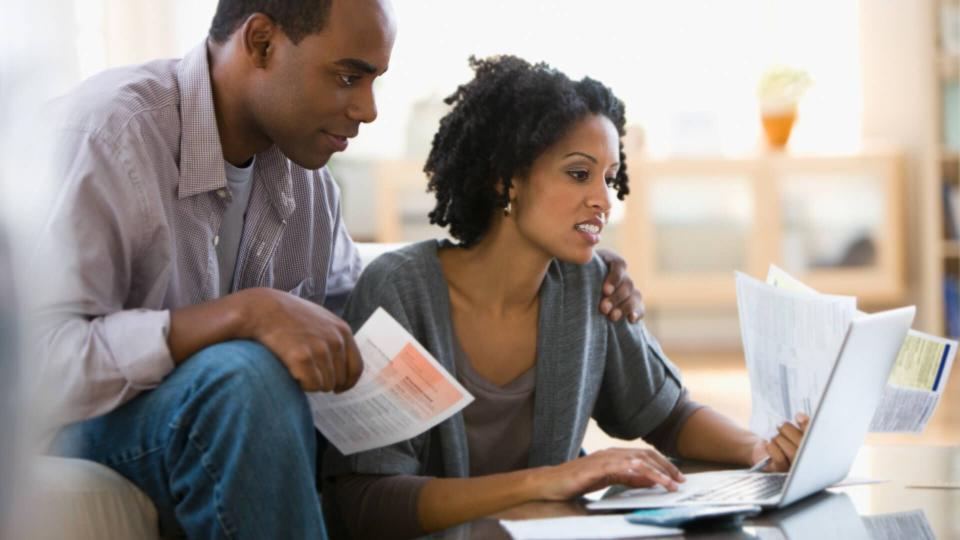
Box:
[307,308,474,455]
[863,510,936,540]
[500,515,681,539]
[766,265,957,433]
[735,271,857,438]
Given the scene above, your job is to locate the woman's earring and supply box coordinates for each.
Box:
[503,200,512,217]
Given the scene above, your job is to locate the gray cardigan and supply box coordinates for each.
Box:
[322,240,687,535]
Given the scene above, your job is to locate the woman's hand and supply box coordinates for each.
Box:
[751,413,811,472]
[532,447,685,501]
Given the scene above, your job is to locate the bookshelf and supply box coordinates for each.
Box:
[935,0,960,338]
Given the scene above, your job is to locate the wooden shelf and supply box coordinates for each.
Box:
[620,150,906,309]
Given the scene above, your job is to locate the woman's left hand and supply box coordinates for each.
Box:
[596,248,645,323]
[751,412,811,472]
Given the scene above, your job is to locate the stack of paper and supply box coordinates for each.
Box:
[735,270,857,438]
[737,266,957,438]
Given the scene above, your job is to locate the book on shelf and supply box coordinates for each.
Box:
[945,81,960,153]
[946,276,960,339]
[945,182,960,240]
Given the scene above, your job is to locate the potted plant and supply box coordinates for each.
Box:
[757,65,812,149]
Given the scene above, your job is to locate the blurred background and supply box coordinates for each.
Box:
[31,0,950,345]
[0,0,957,535]
[5,0,956,337]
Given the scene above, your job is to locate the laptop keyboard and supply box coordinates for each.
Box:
[679,474,788,502]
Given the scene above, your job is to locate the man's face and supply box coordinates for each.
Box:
[249,0,396,169]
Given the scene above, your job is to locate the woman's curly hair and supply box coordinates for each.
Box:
[425,55,629,247]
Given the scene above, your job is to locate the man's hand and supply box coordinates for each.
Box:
[167,288,363,393]
[236,288,363,393]
[596,248,645,323]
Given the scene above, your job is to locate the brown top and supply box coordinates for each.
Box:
[455,338,537,477]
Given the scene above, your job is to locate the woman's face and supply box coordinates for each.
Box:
[510,114,620,265]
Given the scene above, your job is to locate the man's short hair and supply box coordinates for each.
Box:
[209,0,334,44]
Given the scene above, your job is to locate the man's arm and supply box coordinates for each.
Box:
[34,131,362,428]
[32,130,177,424]
[168,288,362,392]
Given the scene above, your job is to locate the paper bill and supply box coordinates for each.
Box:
[736,271,857,438]
[500,515,681,540]
[766,264,957,433]
[307,307,474,455]
[869,331,956,432]
[862,510,936,540]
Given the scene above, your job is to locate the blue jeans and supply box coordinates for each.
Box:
[52,340,327,539]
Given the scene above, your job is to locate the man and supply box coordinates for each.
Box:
[38,0,645,537]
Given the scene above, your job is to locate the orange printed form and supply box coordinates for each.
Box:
[306,308,474,455]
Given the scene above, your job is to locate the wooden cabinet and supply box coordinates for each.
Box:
[620,150,906,309]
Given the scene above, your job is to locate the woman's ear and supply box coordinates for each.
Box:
[500,174,523,199]
[494,177,510,197]
[493,178,518,204]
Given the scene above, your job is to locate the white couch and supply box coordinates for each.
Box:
[19,456,160,539]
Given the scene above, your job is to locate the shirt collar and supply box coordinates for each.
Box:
[175,40,295,220]
[176,41,227,200]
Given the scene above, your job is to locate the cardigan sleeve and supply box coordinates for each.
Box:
[592,316,689,448]
[641,388,706,457]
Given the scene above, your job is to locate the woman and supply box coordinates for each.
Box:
[323,56,808,539]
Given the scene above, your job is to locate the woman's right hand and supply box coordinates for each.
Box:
[532,447,685,501]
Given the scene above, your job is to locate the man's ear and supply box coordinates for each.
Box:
[240,13,278,68]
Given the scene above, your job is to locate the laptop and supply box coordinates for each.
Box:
[588,306,915,511]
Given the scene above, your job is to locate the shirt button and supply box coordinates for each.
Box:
[216,189,227,199]
[213,235,220,246]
